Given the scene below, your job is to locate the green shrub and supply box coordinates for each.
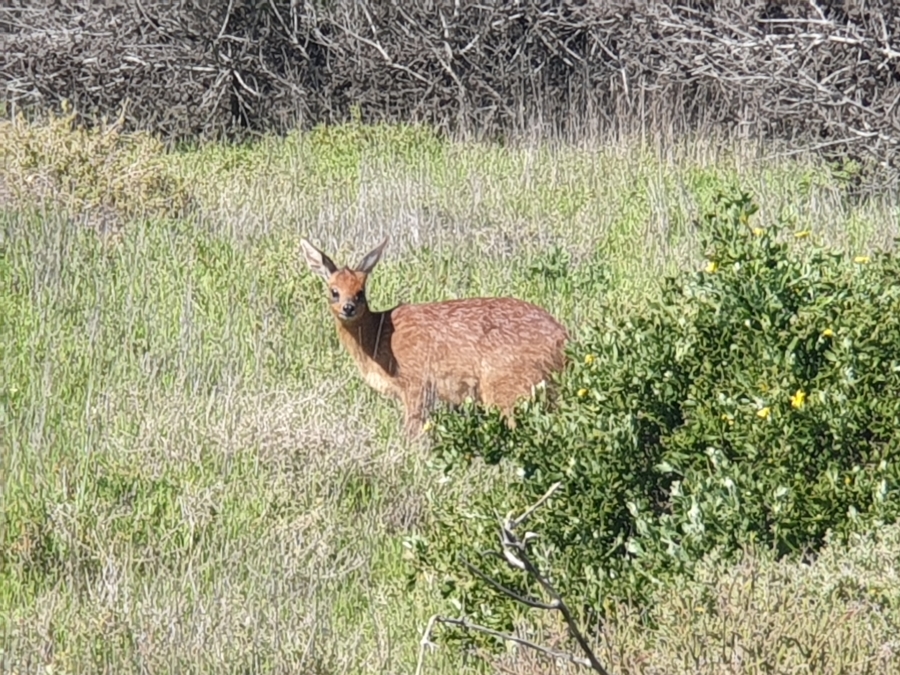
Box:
[0,101,191,226]
[409,191,900,637]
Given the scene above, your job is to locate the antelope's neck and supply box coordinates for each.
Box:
[336,311,391,366]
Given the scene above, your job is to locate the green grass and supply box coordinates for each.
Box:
[2,121,899,673]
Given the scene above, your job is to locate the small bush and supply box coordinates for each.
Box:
[0,101,191,227]
[409,191,900,637]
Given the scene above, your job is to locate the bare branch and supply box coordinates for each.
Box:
[460,557,558,610]
[419,615,596,671]
[2,0,899,179]
[508,480,561,530]
[415,614,439,675]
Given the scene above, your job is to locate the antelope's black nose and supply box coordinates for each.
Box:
[342,302,356,317]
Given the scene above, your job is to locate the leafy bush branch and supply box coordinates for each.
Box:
[410,189,900,642]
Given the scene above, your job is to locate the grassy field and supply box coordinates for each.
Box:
[2,120,900,673]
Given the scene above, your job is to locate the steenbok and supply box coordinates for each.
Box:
[301,237,568,437]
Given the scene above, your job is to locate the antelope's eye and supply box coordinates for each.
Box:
[355,291,366,303]
[330,288,340,301]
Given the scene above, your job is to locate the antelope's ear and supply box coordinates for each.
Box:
[301,238,338,282]
[356,237,389,275]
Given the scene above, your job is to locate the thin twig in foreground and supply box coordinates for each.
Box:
[418,615,594,671]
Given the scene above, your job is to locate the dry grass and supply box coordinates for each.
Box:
[2,120,899,674]
[482,527,900,675]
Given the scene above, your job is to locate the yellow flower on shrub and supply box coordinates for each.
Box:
[790,390,806,409]
[584,354,595,365]
[854,256,870,264]
[821,328,834,338]
[752,227,764,236]
[422,420,434,433]
[577,388,589,398]
[794,230,811,239]
[756,407,771,420]
[706,261,719,274]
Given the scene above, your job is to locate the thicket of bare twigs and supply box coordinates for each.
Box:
[2,1,899,174]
